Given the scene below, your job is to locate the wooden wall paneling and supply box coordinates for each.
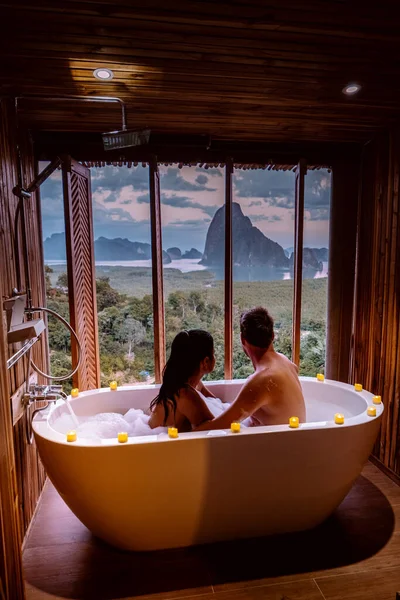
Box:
[3,2,400,143]
[0,97,47,540]
[224,158,233,380]
[62,157,100,390]
[353,128,400,479]
[149,157,165,382]
[326,156,360,382]
[292,159,306,367]
[0,268,25,599]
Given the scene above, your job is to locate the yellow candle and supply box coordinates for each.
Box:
[334,413,344,425]
[231,422,241,433]
[289,416,299,428]
[316,373,325,382]
[168,427,178,439]
[110,380,118,391]
[354,383,363,392]
[66,430,77,442]
[118,432,128,443]
[71,388,79,398]
[367,406,377,417]
[373,395,382,404]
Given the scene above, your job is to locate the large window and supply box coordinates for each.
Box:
[39,163,73,391]
[299,169,331,376]
[90,165,154,385]
[232,168,295,378]
[39,159,331,387]
[160,165,225,380]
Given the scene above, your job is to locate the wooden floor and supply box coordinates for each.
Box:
[24,462,400,600]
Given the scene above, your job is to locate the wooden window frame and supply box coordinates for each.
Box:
[292,159,307,366]
[54,157,310,384]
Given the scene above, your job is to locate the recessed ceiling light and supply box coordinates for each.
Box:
[93,68,114,81]
[342,83,361,96]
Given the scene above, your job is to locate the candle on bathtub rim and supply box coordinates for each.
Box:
[110,380,118,391]
[118,432,128,443]
[289,416,299,428]
[66,430,77,442]
[354,383,363,392]
[231,422,241,433]
[334,413,345,425]
[168,427,178,439]
[367,406,377,417]
[71,388,79,398]
[373,395,382,404]
[316,373,325,382]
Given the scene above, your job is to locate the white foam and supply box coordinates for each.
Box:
[205,397,231,417]
[52,396,232,440]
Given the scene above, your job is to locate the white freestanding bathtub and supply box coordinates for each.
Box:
[33,378,383,551]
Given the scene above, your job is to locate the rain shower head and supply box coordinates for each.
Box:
[101,97,151,150]
[15,94,151,152]
[102,128,151,151]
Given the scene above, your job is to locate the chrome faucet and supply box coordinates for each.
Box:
[24,384,68,445]
[24,383,65,409]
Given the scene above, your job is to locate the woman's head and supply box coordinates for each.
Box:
[150,329,215,424]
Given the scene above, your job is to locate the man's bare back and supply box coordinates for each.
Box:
[243,352,305,426]
[196,307,305,431]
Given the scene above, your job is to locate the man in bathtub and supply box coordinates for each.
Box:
[196,307,305,430]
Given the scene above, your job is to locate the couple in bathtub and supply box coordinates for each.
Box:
[149,306,305,431]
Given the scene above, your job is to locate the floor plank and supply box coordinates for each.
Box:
[316,566,400,600]
[24,462,400,600]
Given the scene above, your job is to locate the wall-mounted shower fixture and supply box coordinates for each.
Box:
[4,294,45,345]
[15,94,151,151]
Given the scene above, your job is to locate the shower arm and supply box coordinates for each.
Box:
[15,95,127,132]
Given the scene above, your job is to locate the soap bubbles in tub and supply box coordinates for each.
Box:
[54,397,231,441]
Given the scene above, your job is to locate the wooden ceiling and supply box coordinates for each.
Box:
[1,0,400,143]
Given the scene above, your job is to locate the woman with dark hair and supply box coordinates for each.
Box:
[148,329,216,431]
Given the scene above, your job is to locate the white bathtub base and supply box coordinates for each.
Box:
[33,378,383,551]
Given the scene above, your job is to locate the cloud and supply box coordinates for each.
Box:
[91,165,149,193]
[121,199,133,205]
[161,167,216,192]
[103,192,118,203]
[249,200,262,207]
[264,194,294,209]
[137,192,219,218]
[195,174,208,185]
[250,214,283,222]
[169,218,211,226]
[137,193,150,204]
[234,169,295,198]
[196,167,223,177]
[304,170,331,220]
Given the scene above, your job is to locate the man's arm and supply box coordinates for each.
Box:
[195,375,266,431]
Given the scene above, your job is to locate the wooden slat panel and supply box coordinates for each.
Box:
[2,2,400,142]
[149,158,165,382]
[224,159,232,380]
[291,159,306,366]
[353,127,400,478]
[62,157,100,390]
[0,97,47,544]
[326,157,360,382]
[0,280,25,599]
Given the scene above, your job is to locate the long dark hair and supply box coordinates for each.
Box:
[150,329,214,424]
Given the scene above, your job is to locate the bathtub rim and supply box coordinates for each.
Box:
[32,377,384,447]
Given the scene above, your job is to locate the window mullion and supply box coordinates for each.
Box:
[224,158,233,380]
[292,158,307,366]
[149,157,166,383]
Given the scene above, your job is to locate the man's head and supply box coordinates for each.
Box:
[240,307,274,356]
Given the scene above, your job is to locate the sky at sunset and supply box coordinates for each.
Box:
[40,164,331,252]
